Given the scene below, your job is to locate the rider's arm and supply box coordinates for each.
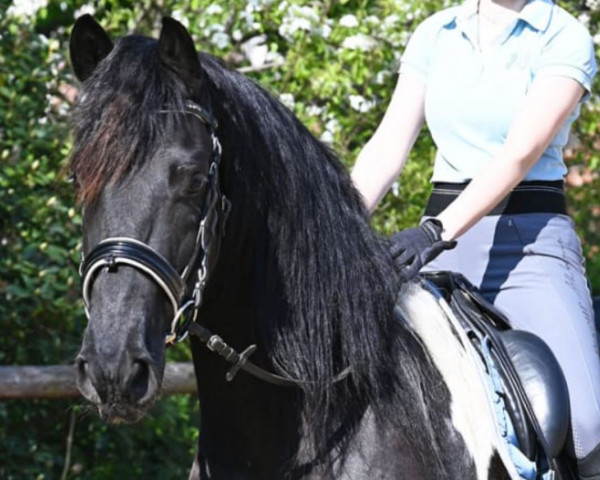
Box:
[436,76,584,241]
[351,73,425,214]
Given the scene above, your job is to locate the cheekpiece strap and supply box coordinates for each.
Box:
[185,100,218,130]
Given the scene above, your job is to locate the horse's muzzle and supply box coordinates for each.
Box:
[76,353,161,423]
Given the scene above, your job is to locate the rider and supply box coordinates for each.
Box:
[351,0,600,477]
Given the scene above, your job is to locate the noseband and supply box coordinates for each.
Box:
[80,100,229,345]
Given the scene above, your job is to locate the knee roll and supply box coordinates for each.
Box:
[579,443,600,479]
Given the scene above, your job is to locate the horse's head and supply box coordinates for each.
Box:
[69,16,224,423]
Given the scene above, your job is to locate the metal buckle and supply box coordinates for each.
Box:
[166,299,197,346]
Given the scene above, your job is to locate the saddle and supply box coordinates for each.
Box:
[420,271,571,477]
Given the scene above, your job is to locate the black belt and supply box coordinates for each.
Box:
[424,180,566,217]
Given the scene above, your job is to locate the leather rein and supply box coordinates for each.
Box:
[79,100,351,388]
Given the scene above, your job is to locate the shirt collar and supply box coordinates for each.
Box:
[452,0,479,40]
[455,0,479,26]
[517,0,554,32]
[450,0,554,32]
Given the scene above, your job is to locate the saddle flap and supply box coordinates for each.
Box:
[421,271,571,464]
[499,330,571,457]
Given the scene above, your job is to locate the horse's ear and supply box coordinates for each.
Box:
[70,15,113,82]
[158,17,204,100]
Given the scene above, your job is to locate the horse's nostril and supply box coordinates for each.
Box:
[76,357,92,387]
[76,357,87,377]
[76,356,102,403]
[129,359,151,404]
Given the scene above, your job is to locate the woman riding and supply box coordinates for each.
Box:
[351,0,600,478]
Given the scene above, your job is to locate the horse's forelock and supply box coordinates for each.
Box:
[69,35,187,204]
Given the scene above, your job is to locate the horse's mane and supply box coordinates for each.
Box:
[69,35,444,468]
[196,56,441,458]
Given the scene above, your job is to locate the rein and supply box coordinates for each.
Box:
[79,100,351,388]
[187,321,352,387]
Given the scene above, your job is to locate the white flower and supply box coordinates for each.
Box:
[211,32,230,49]
[578,12,590,27]
[317,23,332,39]
[364,15,379,26]
[279,17,312,38]
[242,35,268,68]
[279,93,295,110]
[339,14,359,28]
[241,9,256,28]
[74,4,95,17]
[375,70,391,85]
[586,0,600,11]
[278,4,320,39]
[320,131,334,144]
[245,0,271,12]
[265,50,284,65]
[171,10,189,28]
[397,31,411,48]
[246,0,274,8]
[205,4,223,15]
[232,30,243,42]
[297,5,319,22]
[324,117,340,138]
[306,105,324,116]
[342,33,377,52]
[349,94,376,113]
[383,14,400,28]
[7,0,48,17]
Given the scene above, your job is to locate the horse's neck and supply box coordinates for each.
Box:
[191,321,303,477]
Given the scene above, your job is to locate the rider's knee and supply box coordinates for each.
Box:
[578,442,600,479]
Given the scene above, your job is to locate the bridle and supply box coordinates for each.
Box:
[80,100,229,346]
[79,100,351,388]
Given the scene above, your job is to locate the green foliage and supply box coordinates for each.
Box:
[1,397,199,479]
[1,0,600,478]
[0,4,199,479]
[0,10,80,366]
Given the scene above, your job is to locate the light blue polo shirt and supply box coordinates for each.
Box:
[400,0,596,183]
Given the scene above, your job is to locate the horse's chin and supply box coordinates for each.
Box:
[97,401,154,424]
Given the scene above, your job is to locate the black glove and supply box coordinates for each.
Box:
[389,218,456,280]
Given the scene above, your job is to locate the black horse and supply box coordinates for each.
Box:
[69,15,515,479]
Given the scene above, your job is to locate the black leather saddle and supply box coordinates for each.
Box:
[420,271,571,471]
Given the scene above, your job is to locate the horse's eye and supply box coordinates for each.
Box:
[185,174,208,195]
[171,164,208,195]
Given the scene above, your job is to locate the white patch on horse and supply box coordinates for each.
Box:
[396,282,518,480]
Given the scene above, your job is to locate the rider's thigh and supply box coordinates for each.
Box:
[491,214,600,459]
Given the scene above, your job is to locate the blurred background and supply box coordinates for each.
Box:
[1,0,599,478]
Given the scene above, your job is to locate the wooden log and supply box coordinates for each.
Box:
[0,362,197,399]
[3,295,599,400]
[162,362,198,395]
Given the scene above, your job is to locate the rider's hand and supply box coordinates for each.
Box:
[389,218,456,280]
